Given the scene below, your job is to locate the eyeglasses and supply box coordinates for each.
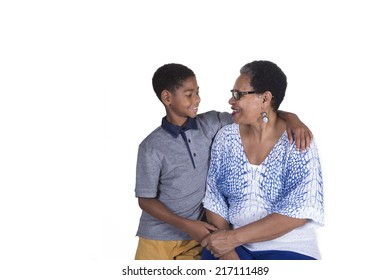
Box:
[230,90,260,100]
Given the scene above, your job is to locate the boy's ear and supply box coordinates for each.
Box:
[161,90,172,106]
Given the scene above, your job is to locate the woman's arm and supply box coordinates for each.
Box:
[277,110,313,151]
[202,210,240,260]
[201,213,307,257]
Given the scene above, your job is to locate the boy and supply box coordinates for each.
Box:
[134,63,311,260]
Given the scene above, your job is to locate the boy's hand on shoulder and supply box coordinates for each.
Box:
[283,112,313,151]
[182,220,217,243]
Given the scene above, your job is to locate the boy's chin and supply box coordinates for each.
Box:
[187,113,198,118]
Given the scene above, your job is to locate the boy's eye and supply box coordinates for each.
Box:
[185,90,199,97]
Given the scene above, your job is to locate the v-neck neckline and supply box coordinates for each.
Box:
[233,123,287,167]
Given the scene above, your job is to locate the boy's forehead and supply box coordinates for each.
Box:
[178,76,198,90]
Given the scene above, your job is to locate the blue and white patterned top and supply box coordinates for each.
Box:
[203,123,324,258]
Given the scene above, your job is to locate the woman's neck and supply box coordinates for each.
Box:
[239,117,286,165]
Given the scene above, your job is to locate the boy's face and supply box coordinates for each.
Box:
[165,76,200,125]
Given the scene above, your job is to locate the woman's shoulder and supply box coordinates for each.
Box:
[286,135,321,165]
[212,124,240,150]
[216,123,239,137]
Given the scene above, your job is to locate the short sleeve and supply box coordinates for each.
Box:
[217,111,233,127]
[202,129,229,221]
[134,143,161,198]
[273,139,324,226]
[196,111,233,140]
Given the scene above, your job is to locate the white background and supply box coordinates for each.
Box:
[1,0,389,279]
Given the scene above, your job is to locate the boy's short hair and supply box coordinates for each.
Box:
[152,63,196,101]
[240,60,287,111]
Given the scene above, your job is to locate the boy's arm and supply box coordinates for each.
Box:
[277,110,313,151]
[138,197,216,242]
[205,209,229,230]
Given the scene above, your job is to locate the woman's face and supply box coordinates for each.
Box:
[229,74,262,125]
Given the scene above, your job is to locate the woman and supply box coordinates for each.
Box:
[201,60,324,260]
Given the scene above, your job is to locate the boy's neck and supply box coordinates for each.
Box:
[165,115,190,127]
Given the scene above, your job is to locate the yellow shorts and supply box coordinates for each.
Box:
[134,237,202,260]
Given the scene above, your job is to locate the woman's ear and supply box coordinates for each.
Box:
[263,91,273,104]
[161,90,172,106]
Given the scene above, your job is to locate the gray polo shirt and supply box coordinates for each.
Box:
[135,110,232,240]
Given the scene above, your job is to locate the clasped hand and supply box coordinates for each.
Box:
[200,229,238,258]
[183,220,217,242]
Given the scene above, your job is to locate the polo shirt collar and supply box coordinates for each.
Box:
[161,117,198,138]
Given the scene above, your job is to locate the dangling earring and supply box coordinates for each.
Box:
[261,112,269,123]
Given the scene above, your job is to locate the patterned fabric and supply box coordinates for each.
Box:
[203,123,324,258]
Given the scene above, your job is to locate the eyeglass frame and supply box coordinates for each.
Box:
[230,89,263,100]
